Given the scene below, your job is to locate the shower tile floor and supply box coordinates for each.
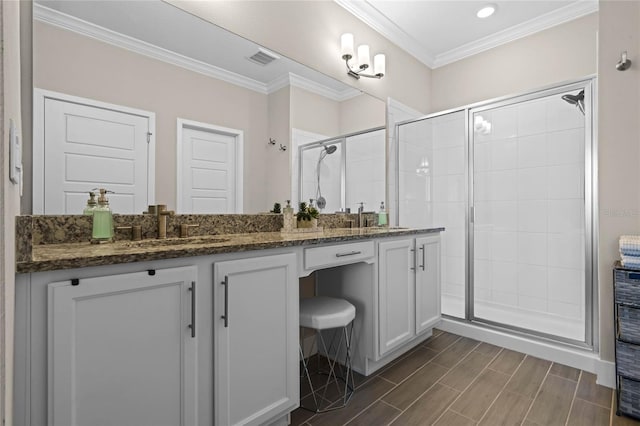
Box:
[291,329,639,426]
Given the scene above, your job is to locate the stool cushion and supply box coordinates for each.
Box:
[300,296,356,330]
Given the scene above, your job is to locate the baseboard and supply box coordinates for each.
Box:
[438,318,615,389]
[595,360,616,388]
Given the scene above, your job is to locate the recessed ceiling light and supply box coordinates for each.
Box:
[477,4,497,18]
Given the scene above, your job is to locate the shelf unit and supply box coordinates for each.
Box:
[614,262,640,420]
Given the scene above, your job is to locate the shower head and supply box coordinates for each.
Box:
[324,145,337,155]
[315,144,337,211]
[561,90,585,115]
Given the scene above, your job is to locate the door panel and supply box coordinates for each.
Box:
[378,239,415,356]
[42,97,151,214]
[416,235,441,334]
[214,253,298,426]
[48,267,197,426]
[180,127,238,213]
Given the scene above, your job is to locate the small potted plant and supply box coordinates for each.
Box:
[296,202,319,229]
[270,202,281,214]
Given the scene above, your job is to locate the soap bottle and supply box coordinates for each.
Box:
[83,191,97,215]
[283,200,294,231]
[377,201,388,226]
[92,188,114,242]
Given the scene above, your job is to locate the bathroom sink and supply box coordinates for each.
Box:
[121,235,231,248]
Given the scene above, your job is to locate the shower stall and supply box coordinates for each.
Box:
[297,127,386,213]
[395,78,596,347]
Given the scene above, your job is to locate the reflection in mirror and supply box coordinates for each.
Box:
[30,0,385,215]
[297,127,386,213]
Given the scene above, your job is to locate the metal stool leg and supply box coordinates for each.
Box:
[299,321,355,413]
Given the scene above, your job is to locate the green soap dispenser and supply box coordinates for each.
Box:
[92,188,114,243]
[377,201,388,226]
[83,191,97,215]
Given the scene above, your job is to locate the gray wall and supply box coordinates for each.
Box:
[430,13,598,112]
[597,0,640,363]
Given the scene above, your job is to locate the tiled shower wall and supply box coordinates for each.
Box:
[473,95,586,339]
[345,129,386,213]
[299,128,386,214]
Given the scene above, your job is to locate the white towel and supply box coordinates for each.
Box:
[620,235,640,256]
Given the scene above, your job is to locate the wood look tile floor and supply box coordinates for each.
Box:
[291,330,640,426]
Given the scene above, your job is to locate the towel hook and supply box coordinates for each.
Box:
[616,51,632,71]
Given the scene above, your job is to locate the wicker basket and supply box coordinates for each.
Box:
[618,305,640,344]
[617,340,640,381]
[620,376,640,419]
[615,270,640,307]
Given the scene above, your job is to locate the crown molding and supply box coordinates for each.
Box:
[35,4,362,102]
[335,0,598,69]
[432,0,599,68]
[334,0,436,67]
[267,73,361,101]
[34,4,270,94]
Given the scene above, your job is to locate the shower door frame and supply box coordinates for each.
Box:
[394,76,598,350]
[297,125,386,212]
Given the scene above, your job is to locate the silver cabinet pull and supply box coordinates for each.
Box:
[410,248,416,270]
[221,276,229,328]
[188,281,196,338]
[419,246,425,271]
[335,250,362,257]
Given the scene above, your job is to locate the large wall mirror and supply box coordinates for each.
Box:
[29,0,386,215]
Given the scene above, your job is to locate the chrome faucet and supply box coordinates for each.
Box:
[155,204,175,239]
[357,202,365,228]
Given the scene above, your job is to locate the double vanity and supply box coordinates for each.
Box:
[14,214,442,426]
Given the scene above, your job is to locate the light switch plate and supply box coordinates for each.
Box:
[9,119,22,185]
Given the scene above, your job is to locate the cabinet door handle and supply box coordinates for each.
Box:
[410,248,416,270]
[335,250,362,257]
[188,281,196,338]
[419,246,425,271]
[221,276,229,328]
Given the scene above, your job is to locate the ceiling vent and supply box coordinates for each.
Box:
[247,48,280,66]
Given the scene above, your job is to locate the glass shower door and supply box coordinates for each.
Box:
[396,110,467,319]
[471,84,591,342]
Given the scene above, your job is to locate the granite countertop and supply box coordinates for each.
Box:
[17,227,444,273]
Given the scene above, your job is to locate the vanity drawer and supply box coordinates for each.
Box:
[615,270,640,307]
[616,340,640,381]
[618,305,640,344]
[304,241,375,270]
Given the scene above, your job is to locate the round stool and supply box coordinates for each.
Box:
[299,296,356,413]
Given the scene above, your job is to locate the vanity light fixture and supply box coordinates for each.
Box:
[341,33,385,79]
[476,4,497,18]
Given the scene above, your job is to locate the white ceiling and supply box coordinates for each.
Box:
[336,0,599,68]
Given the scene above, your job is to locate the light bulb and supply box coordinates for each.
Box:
[357,45,370,70]
[341,33,354,59]
[374,54,386,76]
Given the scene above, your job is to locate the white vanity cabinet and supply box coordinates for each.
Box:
[213,252,299,426]
[378,235,441,357]
[47,266,198,426]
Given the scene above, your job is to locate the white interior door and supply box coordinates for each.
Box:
[35,90,154,214]
[178,120,243,213]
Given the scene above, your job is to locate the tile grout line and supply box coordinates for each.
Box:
[377,334,462,387]
[448,407,481,423]
[358,334,470,426]
[340,337,463,426]
[382,341,482,426]
[564,370,583,426]
[428,345,504,425]
[520,359,554,426]
[475,353,531,425]
[609,390,615,426]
